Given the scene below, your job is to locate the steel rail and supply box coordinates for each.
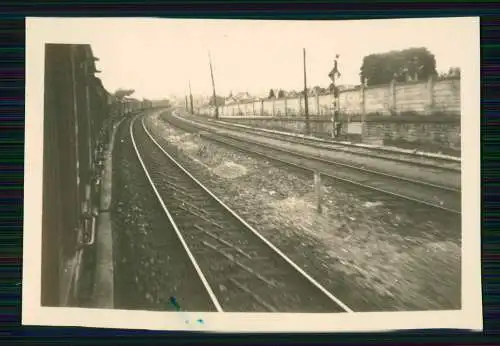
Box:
[129,114,224,312]
[172,113,460,193]
[202,132,461,215]
[202,117,462,171]
[141,115,354,313]
[175,110,461,167]
[165,115,460,215]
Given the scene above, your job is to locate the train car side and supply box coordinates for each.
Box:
[42,43,153,307]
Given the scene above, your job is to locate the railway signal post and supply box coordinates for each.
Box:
[328,54,341,139]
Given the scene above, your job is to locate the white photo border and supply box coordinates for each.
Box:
[23,16,482,333]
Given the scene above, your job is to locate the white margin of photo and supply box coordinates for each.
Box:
[23,16,482,333]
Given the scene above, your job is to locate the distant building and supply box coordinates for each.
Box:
[337,84,357,91]
[150,99,171,108]
[226,91,255,104]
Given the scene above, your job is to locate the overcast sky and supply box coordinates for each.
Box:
[36,17,474,100]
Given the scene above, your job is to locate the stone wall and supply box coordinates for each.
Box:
[195,77,461,155]
[198,77,461,118]
[363,116,461,152]
[221,115,461,154]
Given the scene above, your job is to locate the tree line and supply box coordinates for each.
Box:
[359,47,460,86]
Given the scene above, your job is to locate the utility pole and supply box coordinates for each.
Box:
[185,95,188,112]
[303,48,310,136]
[208,51,219,119]
[188,80,194,115]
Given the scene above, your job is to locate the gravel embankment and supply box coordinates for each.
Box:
[144,111,461,312]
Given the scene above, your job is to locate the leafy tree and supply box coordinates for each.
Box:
[113,88,135,100]
[277,89,285,98]
[447,66,461,78]
[311,86,327,96]
[359,47,437,86]
[268,89,275,99]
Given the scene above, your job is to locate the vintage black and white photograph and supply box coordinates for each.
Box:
[23,17,481,332]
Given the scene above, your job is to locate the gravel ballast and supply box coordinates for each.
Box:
[140,111,461,312]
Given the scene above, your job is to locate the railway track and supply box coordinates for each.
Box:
[171,112,460,192]
[164,113,461,215]
[130,112,353,313]
[178,112,461,173]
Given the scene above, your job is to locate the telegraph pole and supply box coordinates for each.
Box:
[303,48,310,136]
[185,95,188,112]
[188,80,194,115]
[208,51,219,119]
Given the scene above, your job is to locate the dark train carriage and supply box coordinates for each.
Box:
[42,43,109,307]
[90,76,112,137]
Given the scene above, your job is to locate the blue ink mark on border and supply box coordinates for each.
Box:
[168,296,205,326]
[169,296,181,311]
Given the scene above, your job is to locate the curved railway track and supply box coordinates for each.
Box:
[129,112,353,313]
[164,113,461,215]
[180,112,461,173]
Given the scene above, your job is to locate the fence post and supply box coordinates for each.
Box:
[316,94,320,116]
[390,78,396,115]
[427,75,435,115]
[314,170,323,214]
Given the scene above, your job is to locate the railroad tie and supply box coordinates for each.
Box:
[194,224,252,259]
[178,205,224,228]
[163,180,189,194]
[201,240,277,288]
[165,186,191,200]
[175,198,211,217]
[229,278,278,312]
